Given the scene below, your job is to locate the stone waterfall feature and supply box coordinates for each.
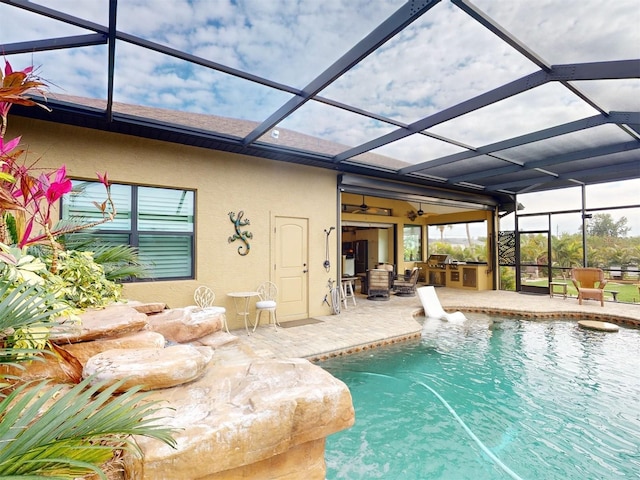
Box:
[7,302,355,480]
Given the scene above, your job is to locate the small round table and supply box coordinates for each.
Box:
[227,291,260,335]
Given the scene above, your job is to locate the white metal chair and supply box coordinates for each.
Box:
[254,281,280,332]
[193,286,228,332]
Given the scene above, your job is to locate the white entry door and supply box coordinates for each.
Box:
[274,216,309,321]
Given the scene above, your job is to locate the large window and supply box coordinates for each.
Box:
[403,225,422,261]
[62,181,195,280]
[427,221,488,262]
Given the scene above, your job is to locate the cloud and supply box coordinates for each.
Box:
[0,0,636,171]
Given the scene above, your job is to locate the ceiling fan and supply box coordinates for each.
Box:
[347,195,391,215]
[353,195,371,214]
[407,202,425,221]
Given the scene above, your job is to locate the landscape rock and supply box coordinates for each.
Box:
[6,300,355,480]
[123,357,355,479]
[147,306,224,343]
[83,345,214,391]
[126,300,167,314]
[50,305,149,343]
[60,330,166,364]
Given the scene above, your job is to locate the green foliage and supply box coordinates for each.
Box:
[3,213,17,245]
[0,376,176,479]
[586,213,630,237]
[86,244,149,282]
[518,228,639,276]
[428,241,487,262]
[499,266,516,291]
[0,60,176,480]
[0,277,58,356]
[59,231,150,281]
[551,234,583,269]
[46,250,122,309]
[0,262,175,480]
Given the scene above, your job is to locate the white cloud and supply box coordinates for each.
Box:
[0,0,636,187]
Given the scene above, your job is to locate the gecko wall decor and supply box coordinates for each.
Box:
[228,210,252,256]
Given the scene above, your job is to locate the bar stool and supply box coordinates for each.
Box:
[341,277,357,308]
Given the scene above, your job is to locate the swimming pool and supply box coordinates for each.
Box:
[321,315,640,479]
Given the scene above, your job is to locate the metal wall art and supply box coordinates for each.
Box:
[228,211,252,256]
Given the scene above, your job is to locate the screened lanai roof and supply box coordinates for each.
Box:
[1,0,639,208]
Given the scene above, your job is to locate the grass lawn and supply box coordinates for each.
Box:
[521,278,640,303]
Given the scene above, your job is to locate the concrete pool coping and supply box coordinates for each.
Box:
[234,287,640,362]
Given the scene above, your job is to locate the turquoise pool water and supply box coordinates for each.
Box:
[321,316,640,479]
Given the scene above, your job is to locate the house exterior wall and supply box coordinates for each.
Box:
[8,117,339,328]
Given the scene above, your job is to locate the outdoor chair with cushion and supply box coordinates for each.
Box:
[254,281,280,331]
[376,263,396,276]
[393,267,420,296]
[366,268,393,301]
[570,267,607,306]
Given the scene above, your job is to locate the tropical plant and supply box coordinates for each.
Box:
[586,213,630,237]
[59,233,150,282]
[44,249,122,309]
[0,275,57,358]
[0,60,176,479]
[0,271,174,480]
[0,376,176,479]
[1,60,116,272]
[499,266,516,291]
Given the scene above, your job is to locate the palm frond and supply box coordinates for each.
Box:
[0,278,56,333]
[55,235,151,281]
[91,244,151,281]
[0,376,176,478]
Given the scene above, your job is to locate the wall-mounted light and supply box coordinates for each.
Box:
[271,129,280,139]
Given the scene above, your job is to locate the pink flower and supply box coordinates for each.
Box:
[45,165,72,203]
[96,171,109,186]
[0,136,21,156]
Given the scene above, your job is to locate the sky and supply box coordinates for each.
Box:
[0,0,638,214]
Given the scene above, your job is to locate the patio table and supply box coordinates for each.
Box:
[227,291,260,335]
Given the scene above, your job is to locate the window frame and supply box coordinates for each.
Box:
[61,180,196,282]
[403,224,423,262]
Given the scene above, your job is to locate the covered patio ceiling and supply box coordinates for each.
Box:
[1,0,639,209]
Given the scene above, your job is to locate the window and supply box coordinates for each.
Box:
[403,225,422,261]
[62,181,195,280]
[427,221,487,262]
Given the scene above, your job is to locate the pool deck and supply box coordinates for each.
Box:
[233,287,640,362]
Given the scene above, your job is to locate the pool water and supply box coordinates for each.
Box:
[321,316,640,480]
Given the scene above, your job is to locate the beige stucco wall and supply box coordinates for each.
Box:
[8,117,339,328]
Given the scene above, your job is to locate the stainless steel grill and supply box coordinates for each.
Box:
[427,254,451,269]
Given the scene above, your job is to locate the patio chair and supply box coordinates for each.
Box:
[366,268,393,301]
[376,263,396,278]
[254,281,280,331]
[193,285,228,331]
[194,285,215,308]
[570,268,607,306]
[393,267,420,296]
